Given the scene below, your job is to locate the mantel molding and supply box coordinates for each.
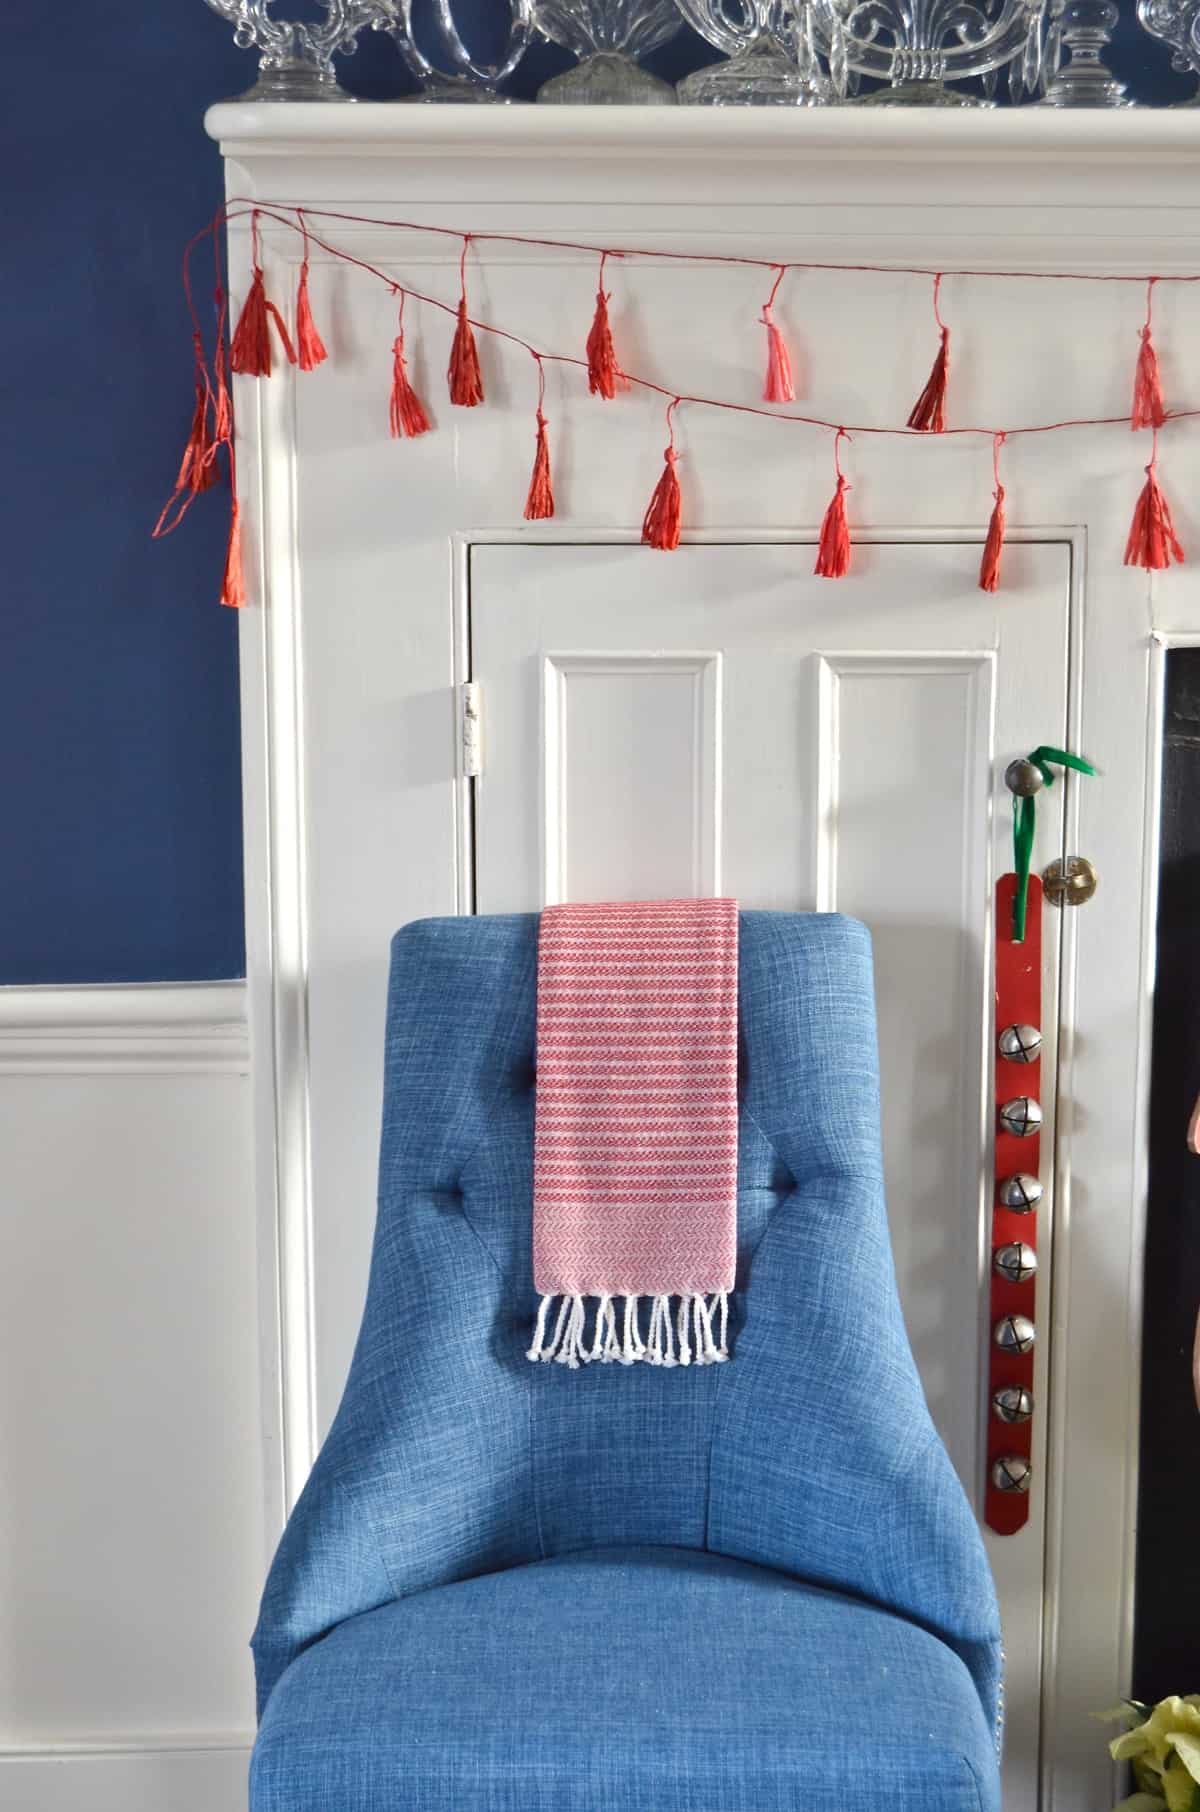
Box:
[206,102,1200,166]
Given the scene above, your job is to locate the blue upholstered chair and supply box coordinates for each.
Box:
[250,912,1002,1812]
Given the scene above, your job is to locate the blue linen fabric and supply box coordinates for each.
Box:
[250,912,1003,1812]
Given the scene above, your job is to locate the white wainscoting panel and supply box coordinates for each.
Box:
[0,982,259,1812]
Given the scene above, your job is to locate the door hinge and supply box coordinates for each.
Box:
[461,681,482,780]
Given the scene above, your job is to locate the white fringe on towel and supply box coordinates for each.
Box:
[526,1292,730,1369]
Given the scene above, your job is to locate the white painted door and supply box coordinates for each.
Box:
[471,532,1075,1809]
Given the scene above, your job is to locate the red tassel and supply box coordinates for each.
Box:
[762,306,795,404]
[642,447,682,551]
[152,343,217,539]
[213,351,232,449]
[448,297,484,407]
[907,326,950,433]
[1131,326,1165,432]
[230,267,296,377]
[295,263,327,372]
[587,285,619,400]
[221,498,246,609]
[814,475,851,578]
[1124,459,1184,571]
[524,410,555,520]
[980,484,1006,593]
[389,332,431,439]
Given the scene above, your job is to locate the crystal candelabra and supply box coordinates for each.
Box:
[1136,0,1200,102]
[390,0,535,101]
[676,0,831,104]
[1039,0,1130,104]
[810,0,1046,103]
[534,1,682,104]
[202,0,397,101]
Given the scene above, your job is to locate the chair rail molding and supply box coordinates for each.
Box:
[205,102,1200,1812]
[0,981,249,1074]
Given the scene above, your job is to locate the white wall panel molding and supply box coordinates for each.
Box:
[0,982,249,1074]
[0,1746,251,1812]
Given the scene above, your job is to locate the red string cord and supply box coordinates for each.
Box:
[220,198,1200,288]
[185,204,1200,445]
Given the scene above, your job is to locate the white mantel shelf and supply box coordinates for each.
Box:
[206,101,1200,163]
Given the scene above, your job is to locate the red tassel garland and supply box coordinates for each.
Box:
[1131,325,1165,433]
[230,266,296,377]
[1124,454,1184,571]
[448,296,484,407]
[641,405,683,551]
[642,449,681,550]
[980,485,1006,593]
[814,476,851,578]
[762,308,796,404]
[295,263,328,372]
[587,283,619,400]
[907,274,950,433]
[389,331,432,439]
[814,430,852,579]
[524,410,555,520]
[760,268,795,404]
[221,498,246,609]
[979,433,1006,593]
[907,326,950,433]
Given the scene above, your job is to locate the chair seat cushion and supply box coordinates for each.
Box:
[251,1546,999,1812]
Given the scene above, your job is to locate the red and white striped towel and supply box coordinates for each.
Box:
[527,898,738,1369]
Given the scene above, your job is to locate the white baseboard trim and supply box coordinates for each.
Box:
[0,983,250,1075]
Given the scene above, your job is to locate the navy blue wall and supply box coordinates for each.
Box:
[4,7,1189,983]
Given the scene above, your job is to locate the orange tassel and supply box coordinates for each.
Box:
[587,284,619,401]
[762,306,795,404]
[1124,458,1184,571]
[448,296,484,407]
[642,446,682,552]
[980,484,1006,593]
[220,498,246,609]
[230,267,295,377]
[814,475,851,578]
[389,332,431,439]
[1131,326,1165,431]
[295,263,327,372]
[908,326,950,433]
[524,410,555,520]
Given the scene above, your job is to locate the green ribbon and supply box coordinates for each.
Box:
[1012,745,1097,944]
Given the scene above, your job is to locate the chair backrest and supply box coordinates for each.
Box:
[252,911,1001,1742]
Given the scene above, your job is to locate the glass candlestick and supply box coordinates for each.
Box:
[811,0,1046,105]
[1039,0,1131,104]
[1136,0,1200,103]
[390,0,535,101]
[202,0,398,101]
[677,0,831,105]
[534,1,681,103]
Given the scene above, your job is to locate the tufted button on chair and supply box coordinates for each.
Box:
[249,912,1002,1812]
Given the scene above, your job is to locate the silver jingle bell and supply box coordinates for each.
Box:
[998,1023,1042,1065]
[991,1453,1032,1493]
[1005,757,1044,797]
[992,1385,1034,1424]
[994,1312,1036,1354]
[998,1173,1043,1213]
[999,1096,1042,1138]
[994,1241,1038,1285]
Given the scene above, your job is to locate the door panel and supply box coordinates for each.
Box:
[471,535,1073,1805]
